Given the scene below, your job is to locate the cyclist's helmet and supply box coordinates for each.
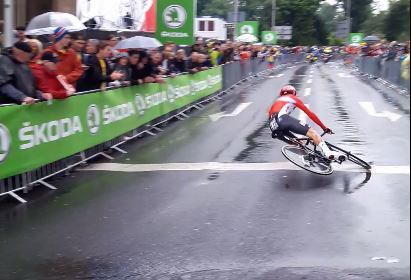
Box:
[280,85,297,96]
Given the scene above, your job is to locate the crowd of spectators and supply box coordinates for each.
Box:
[0,27,304,106]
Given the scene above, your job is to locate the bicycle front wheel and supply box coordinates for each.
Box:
[325,142,372,170]
[282,145,334,176]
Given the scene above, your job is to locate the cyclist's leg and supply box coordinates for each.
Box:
[307,128,346,161]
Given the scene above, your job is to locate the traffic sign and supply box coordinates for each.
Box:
[274,26,292,35]
[277,34,292,40]
[336,20,349,39]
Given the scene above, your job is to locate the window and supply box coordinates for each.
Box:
[208,21,215,31]
[199,21,206,31]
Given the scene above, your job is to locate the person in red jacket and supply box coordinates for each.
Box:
[40,27,84,87]
[31,52,75,99]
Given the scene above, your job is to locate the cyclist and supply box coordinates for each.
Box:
[269,85,345,161]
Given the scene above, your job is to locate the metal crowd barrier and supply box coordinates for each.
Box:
[354,56,410,91]
[0,55,303,203]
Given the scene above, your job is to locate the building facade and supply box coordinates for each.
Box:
[1,0,76,29]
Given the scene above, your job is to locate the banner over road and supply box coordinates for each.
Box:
[0,67,222,180]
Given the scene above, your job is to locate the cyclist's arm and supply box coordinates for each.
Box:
[295,98,327,130]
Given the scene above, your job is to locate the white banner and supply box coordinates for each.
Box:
[76,0,154,31]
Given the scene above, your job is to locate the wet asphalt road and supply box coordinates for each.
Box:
[0,62,410,280]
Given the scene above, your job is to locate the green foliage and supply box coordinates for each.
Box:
[361,12,387,38]
[338,0,373,32]
[196,0,410,44]
[383,0,410,41]
[318,2,338,34]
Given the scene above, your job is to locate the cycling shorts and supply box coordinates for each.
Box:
[270,114,310,136]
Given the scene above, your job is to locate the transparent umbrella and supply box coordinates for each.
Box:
[363,35,380,43]
[236,34,259,43]
[26,12,86,35]
[114,36,162,50]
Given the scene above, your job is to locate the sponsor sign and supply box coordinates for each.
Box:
[0,67,222,179]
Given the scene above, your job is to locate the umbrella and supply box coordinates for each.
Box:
[236,34,258,43]
[26,12,86,35]
[363,35,380,42]
[114,36,162,50]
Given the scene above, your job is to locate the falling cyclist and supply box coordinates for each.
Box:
[269,85,346,161]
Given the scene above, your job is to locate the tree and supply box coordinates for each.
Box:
[361,12,387,37]
[338,0,373,32]
[318,2,338,34]
[383,0,410,41]
[199,0,234,19]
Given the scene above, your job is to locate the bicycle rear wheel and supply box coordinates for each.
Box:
[282,145,334,175]
[326,142,372,170]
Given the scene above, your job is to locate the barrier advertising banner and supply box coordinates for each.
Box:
[155,0,195,45]
[0,67,222,180]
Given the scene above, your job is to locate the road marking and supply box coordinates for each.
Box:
[272,73,284,78]
[298,104,310,123]
[308,74,314,78]
[82,162,410,175]
[307,79,313,84]
[209,102,253,122]
[359,102,402,122]
[338,73,354,78]
[304,88,312,97]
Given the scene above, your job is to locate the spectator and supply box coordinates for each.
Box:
[42,27,84,87]
[105,34,119,59]
[85,39,99,55]
[112,52,131,86]
[15,26,28,43]
[401,42,410,81]
[209,42,221,66]
[76,42,123,92]
[31,52,75,99]
[129,50,144,86]
[71,34,87,61]
[187,52,210,74]
[27,38,43,65]
[0,42,50,105]
[172,49,187,74]
[140,51,166,83]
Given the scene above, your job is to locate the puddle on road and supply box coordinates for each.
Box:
[234,65,311,162]
[321,70,366,155]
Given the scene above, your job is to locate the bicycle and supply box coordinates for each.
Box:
[273,129,372,175]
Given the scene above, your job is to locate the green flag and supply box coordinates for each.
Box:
[237,21,259,37]
[155,0,195,45]
[349,33,364,44]
[262,31,277,45]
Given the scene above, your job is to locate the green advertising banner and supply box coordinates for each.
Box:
[349,33,364,44]
[261,31,277,45]
[0,67,222,180]
[155,0,195,45]
[237,21,259,37]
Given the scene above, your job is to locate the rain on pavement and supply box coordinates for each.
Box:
[0,62,409,280]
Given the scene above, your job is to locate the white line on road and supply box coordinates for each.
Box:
[304,88,312,97]
[307,79,313,84]
[359,102,402,122]
[82,162,410,175]
[209,102,253,122]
